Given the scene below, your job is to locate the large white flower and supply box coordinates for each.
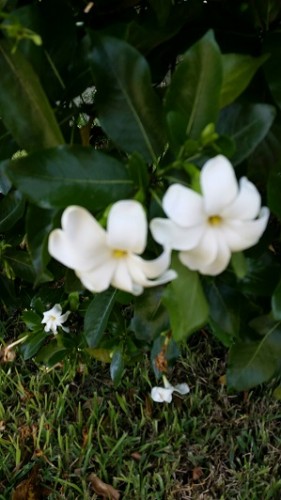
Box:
[42,304,70,334]
[151,375,190,403]
[48,200,176,296]
[150,155,269,276]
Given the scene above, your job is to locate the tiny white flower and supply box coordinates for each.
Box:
[42,304,70,334]
[151,375,190,403]
[48,200,176,296]
[150,155,269,276]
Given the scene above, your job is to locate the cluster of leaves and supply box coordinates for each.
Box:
[1,0,281,391]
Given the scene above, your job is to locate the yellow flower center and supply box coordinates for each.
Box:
[112,249,128,259]
[208,215,222,226]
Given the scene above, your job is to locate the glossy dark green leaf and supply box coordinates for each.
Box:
[36,344,68,366]
[6,145,134,211]
[165,30,222,140]
[126,0,203,56]
[268,170,281,220]
[204,281,241,347]
[5,249,52,284]
[0,275,18,309]
[272,279,281,320]
[264,32,281,111]
[148,0,171,26]
[4,1,77,102]
[248,118,281,186]
[217,103,276,165]
[130,287,169,342]
[110,348,124,385]
[163,256,209,341]
[87,34,166,162]
[127,152,149,195]
[0,40,64,151]
[20,330,46,360]
[22,310,42,330]
[227,315,281,391]
[239,252,281,297]
[84,289,117,348]
[220,53,268,108]
[0,190,25,232]
[26,205,54,283]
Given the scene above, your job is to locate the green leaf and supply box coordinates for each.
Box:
[26,205,54,283]
[110,348,124,385]
[231,252,247,279]
[264,32,281,111]
[5,249,52,284]
[220,53,268,108]
[0,190,25,232]
[162,256,209,341]
[20,330,46,360]
[0,40,64,151]
[204,281,241,347]
[148,0,171,26]
[268,170,281,220]
[127,152,149,199]
[239,252,280,297]
[272,279,281,320]
[130,287,169,342]
[36,344,68,366]
[22,310,42,330]
[217,103,276,165]
[87,34,166,162]
[84,289,117,348]
[227,315,281,391]
[5,145,134,211]
[165,30,222,140]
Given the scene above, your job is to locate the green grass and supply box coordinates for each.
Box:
[1,330,281,499]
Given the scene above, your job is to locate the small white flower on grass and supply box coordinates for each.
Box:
[42,304,70,335]
[150,155,269,276]
[48,201,176,296]
[151,375,190,403]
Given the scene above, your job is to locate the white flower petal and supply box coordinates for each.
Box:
[221,177,261,220]
[133,247,171,279]
[107,200,147,253]
[222,207,270,252]
[78,258,116,292]
[162,184,205,227]
[178,228,219,270]
[60,310,71,323]
[180,230,231,275]
[48,207,108,272]
[151,387,173,403]
[128,255,177,290]
[61,205,105,246]
[150,218,205,250]
[201,155,238,214]
[49,229,109,272]
[111,259,135,293]
[173,383,190,395]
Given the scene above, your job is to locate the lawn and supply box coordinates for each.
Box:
[1,327,281,499]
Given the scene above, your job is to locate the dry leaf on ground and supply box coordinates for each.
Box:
[89,473,120,499]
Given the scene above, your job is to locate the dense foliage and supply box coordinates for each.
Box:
[1,0,281,392]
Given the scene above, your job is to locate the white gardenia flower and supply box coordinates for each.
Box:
[42,304,70,334]
[151,375,190,403]
[150,155,270,276]
[48,200,176,296]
